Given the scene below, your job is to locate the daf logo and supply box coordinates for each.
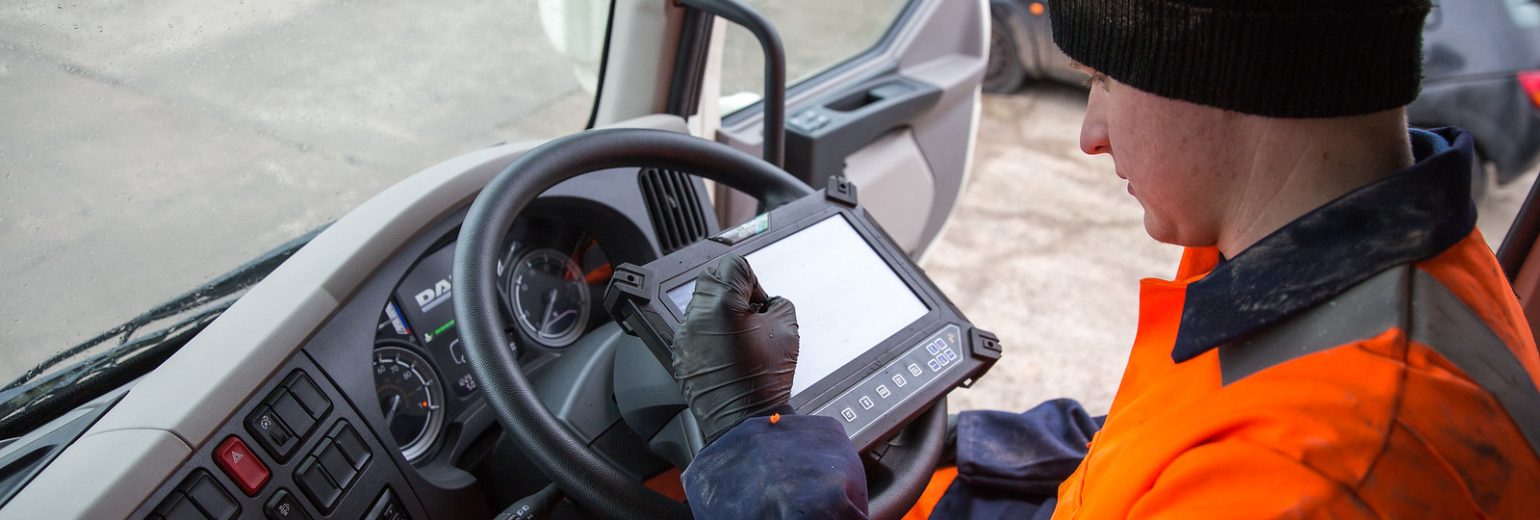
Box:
[415,277,453,312]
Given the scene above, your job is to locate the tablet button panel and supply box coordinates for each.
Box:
[814,324,963,438]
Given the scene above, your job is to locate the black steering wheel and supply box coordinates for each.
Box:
[453,128,947,519]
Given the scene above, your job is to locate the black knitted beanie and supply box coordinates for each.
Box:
[1050,0,1432,118]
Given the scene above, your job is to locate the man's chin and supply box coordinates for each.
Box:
[1142,217,1188,248]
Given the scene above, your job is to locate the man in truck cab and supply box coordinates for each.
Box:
[665,0,1540,517]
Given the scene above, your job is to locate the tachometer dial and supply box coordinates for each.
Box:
[510,248,591,348]
[373,343,444,462]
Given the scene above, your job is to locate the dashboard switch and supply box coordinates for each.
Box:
[316,439,360,488]
[213,436,269,496]
[184,472,240,520]
[329,422,373,470]
[295,456,343,512]
[246,406,297,461]
[265,489,313,520]
[285,373,332,419]
[366,487,412,520]
[154,492,209,520]
[270,390,317,439]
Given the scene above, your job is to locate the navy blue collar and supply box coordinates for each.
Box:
[1171,127,1478,363]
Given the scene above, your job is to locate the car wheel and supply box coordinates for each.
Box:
[983,14,1027,94]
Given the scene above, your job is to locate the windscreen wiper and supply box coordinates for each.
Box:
[0,225,327,438]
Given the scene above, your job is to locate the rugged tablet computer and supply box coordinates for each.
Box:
[606,177,1001,450]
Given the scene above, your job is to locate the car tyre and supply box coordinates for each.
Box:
[984,13,1027,94]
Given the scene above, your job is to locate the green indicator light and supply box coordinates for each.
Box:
[434,319,456,336]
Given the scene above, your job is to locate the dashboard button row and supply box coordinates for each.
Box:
[245,371,333,462]
[294,421,374,514]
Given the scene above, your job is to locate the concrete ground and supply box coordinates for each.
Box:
[0,0,597,379]
[933,85,1538,415]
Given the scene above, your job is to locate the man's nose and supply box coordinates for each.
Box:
[1079,91,1111,156]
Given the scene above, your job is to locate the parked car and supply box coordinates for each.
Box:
[985,0,1079,92]
[988,0,1540,191]
[1413,0,1540,191]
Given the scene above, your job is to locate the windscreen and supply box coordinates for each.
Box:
[0,1,613,386]
[669,215,930,396]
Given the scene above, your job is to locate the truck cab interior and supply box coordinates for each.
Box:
[9,2,1540,519]
[0,0,994,518]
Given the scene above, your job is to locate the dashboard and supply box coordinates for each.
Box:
[0,115,715,519]
[125,174,701,519]
[372,215,613,465]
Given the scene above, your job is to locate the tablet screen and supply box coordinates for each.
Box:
[668,215,930,396]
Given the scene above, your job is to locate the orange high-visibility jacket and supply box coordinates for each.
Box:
[685,129,1540,520]
[1054,128,1540,518]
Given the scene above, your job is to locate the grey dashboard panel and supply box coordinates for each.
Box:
[0,379,135,509]
[0,429,189,520]
[0,114,689,519]
[122,354,440,519]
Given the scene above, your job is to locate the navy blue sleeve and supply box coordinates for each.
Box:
[931,398,1101,519]
[955,398,1098,494]
[682,414,868,519]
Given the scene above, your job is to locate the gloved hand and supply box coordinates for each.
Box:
[671,255,800,444]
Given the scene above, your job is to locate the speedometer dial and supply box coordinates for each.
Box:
[373,343,444,462]
[510,248,591,348]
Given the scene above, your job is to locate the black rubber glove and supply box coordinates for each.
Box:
[671,255,800,444]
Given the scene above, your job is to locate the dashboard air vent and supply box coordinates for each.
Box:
[639,168,710,254]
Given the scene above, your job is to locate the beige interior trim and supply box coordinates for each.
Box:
[591,1,686,126]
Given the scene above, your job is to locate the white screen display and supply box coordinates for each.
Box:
[668,215,929,396]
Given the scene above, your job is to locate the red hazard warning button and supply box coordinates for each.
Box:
[214,436,270,496]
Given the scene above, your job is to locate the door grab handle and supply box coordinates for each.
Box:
[785,75,943,186]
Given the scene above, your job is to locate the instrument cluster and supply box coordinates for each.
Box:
[369,215,612,463]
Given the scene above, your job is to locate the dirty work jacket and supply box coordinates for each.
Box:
[680,127,1540,519]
